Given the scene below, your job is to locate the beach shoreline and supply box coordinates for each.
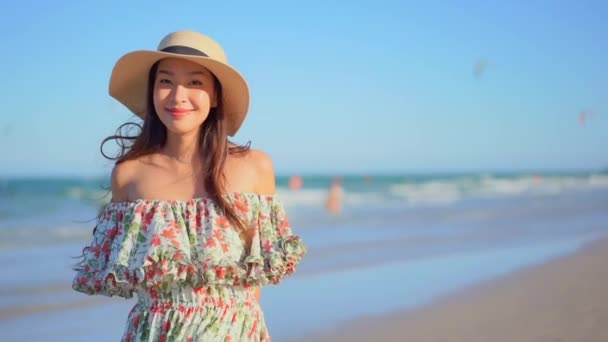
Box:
[298,236,608,342]
[1,177,606,341]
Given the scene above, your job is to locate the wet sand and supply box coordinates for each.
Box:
[302,237,608,342]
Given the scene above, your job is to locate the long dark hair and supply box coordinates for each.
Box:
[101,61,251,238]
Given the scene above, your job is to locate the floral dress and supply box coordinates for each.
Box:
[72,192,307,342]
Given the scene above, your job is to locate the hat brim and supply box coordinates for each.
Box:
[109,50,250,136]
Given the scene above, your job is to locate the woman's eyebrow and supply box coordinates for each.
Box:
[188,71,209,77]
[157,69,173,76]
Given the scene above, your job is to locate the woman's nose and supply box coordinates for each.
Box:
[170,85,188,104]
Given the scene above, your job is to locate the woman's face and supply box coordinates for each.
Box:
[153,58,218,135]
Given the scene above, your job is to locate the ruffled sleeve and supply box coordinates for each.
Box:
[244,195,307,285]
[72,194,307,294]
[72,203,138,298]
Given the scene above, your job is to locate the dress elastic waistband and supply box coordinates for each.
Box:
[135,286,256,309]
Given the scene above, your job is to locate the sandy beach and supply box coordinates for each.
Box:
[301,237,608,342]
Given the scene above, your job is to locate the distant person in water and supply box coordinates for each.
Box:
[326,176,344,215]
[289,175,303,191]
[72,30,307,342]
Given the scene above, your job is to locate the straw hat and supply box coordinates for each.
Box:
[109,30,250,136]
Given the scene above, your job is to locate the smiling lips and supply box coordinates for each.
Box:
[166,108,192,119]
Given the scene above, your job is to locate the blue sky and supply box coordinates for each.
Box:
[0,0,606,177]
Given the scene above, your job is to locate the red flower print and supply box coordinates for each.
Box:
[133,314,140,327]
[91,245,101,258]
[144,211,154,225]
[205,238,216,248]
[234,199,249,214]
[154,266,163,279]
[196,214,202,229]
[163,319,171,332]
[77,276,88,286]
[264,240,273,253]
[102,241,111,255]
[249,319,258,339]
[151,235,161,247]
[215,216,229,229]
[106,227,118,240]
[173,251,184,263]
[146,268,154,281]
[187,265,196,275]
[160,259,169,273]
[161,229,175,239]
[279,218,291,235]
[193,286,208,295]
[108,274,117,286]
[213,229,224,240]
[149,289,158,300]
[177,265,186,275]
[216,267,226,280]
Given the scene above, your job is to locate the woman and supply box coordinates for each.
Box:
[73,30,307,342]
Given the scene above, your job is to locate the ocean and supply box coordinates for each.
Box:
[1,171,607,340]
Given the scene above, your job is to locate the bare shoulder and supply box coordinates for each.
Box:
[226,148,276,194]
[249,149,276,194]
[110,159,138,202]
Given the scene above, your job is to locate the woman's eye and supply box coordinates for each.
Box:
[159,79,172,84]
[190,80,204,86]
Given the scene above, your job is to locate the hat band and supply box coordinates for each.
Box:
[161,45,209,57]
